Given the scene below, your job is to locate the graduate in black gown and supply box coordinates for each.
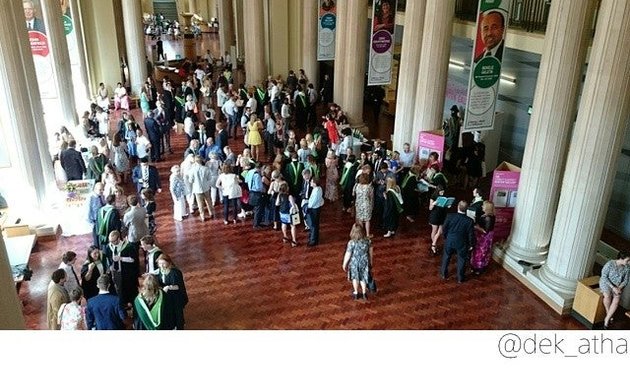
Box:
[96,195,122,250]
[400,165,421,223]
[133,274,175,330]
[103,230,139,308]
[340,155,359,212]
[156,254,188,330]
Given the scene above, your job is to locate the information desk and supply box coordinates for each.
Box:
[4,234,36,284]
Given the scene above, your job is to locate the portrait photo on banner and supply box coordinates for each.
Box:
[372,0,395,34]
[473,9,507,63]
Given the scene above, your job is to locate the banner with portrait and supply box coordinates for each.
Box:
[317,0,337,61]
[367,0,397,85]
[463,0,511,132]
[24,0,58,99]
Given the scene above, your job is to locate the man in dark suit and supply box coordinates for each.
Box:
[59,140,86,181]
[440,200,476,283]
[473,11,505,63]
[85,275,127,330]
[132,157,162,195]
[215,122,229,158]
[24,1,46,33]
[144,111,162,162]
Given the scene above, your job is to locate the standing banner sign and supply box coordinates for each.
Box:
[368,0,397,85]
[463,0,511,132]
[317,0,337,61]
[25,0,58,99]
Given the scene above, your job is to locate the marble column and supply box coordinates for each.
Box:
[188,0,197,13]
[501,0,596,265]
[243,0,266,86]
[302,0,319,88]
[232,0,244,58]
[333,0,347,105]
[340,0,368,128]
[218,0,235,58]
[122,0,148,96]
[411,0,455,142]
[0,0,53,209]
[40,0,79,128]
[539,0,630,298]
[0,235,25,329]
[69,0,92,110]
[392,0,427,151]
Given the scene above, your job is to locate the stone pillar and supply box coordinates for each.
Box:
[333,0,347,105]
[0,0,53,209]
[188,0,197,13]
[40,0,79,128]
[218,0,234,58]
[232,0,244,58]
[500,0,596,265]
[539,0,630,299]
[69,0,92,110]
[0,235,25,329]
[302,0,319,88]
[243,0,266,86]
[121,0,148,96]
[339,0,368,128]
[411,0,455,142]
[392,0,427,150]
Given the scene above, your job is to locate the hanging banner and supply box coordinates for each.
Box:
[24,0,58,99]
[463,0,511,132]
[317,0,336,61]
[367,0,397,85]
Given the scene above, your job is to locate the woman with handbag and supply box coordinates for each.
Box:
[342,223,374,300]
[276,183,299,247]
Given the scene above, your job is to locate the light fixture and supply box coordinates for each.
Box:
[448,59,517,84]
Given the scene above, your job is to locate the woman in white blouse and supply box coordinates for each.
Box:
[216,164,242,224]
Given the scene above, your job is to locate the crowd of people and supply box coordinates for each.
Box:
[46,37,502,328]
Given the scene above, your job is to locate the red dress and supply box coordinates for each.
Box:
[325,120,339,145]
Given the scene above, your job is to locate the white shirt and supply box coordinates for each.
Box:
[184,116,195,137]
[216,88,229,108]
[281,103,291,118]
[217,173,242,199]
[270,85,279,101]
[136,135,150,159]
[222,98,236,117]
[246,97,257,112]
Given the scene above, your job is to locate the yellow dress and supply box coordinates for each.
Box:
[247,121,263,146]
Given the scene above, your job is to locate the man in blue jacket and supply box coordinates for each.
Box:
[86,275,127,330]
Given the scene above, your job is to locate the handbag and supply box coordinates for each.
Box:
[367,270,377,293]
[290,211,301,225]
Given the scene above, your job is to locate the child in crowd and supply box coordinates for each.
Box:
[142,188,157,235]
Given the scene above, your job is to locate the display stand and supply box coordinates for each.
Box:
[417,130,445,165]
[489,161,521,243]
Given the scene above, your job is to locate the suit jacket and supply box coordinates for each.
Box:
[59,148,86,180]
[86,293,126,330]
[474,40,505,63]
[28,17,46,34]
[144,117,161,143]
[47,283,70,330]
[123,205,148,242]
[216,129,228,152]
[442,212,476,250]
[132,165,161,193]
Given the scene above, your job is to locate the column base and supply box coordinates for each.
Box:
[493,243,575,314]
[503,238,549,265]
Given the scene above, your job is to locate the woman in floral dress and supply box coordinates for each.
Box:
[470,201,496,275]
[342,223,373,300]
[324,150,339,202]
[353,172,374,238]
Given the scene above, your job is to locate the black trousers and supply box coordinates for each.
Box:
[440,243,469,282]
[307,207,321,244]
